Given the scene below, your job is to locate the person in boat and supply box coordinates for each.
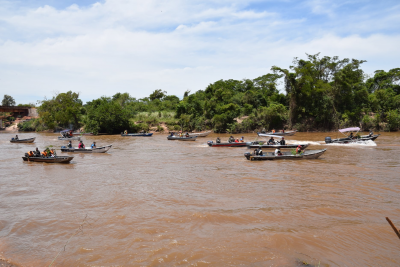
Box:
[216,137,221,143]
[27,151,34,157]
[91,142,96,149]
[282,129,285,133]
[349,132,354,139]
[272,129,276,134]
[78,141,85,149]
[50,149,56,157]
[228,136,235,143]
[261,128,266,134]
[234,138,239,143]
[170,132,174,136]
[369,131,373,137]
[275,148,282,156]
[267,137,275,145]
[280,137,286,145]
[34,148,40,157]
[256,147,263,156]
[254,148,258,155]
[296,145,302,154]
[15,135,19,140]
[67,141,72,148]
[185,132,189,137]
[124,130,128,135]
[240,136,244,142]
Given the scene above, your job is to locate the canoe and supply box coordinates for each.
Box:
[247,143,310,149]
[121,133,153,137]
[58,136,81,141]
[22,156,73,163]
[258,131,297,137]
[167,136,197,141]
[207,141,249,147]
[10,137,36,143]
[244,149,326,161]
[61,145,112,153]
[188,131,212,137]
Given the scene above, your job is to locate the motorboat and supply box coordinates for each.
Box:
[61,144,112,153]
[10,137,36,143]
[167,135,197,141]
[22,156,73,163]
[244,149,326,161]
[257,130,296,137]
[121,133,153,137]
[188,131,212,137]
[325,127,380,144]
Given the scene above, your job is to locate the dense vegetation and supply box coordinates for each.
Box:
[15,54,400,133]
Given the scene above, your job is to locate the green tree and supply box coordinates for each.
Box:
[2,95,16,106]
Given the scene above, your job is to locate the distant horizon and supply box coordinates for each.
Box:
[1,0,399,104]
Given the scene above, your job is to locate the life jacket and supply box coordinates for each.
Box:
[42,151,47,157]
[235,139,239,143]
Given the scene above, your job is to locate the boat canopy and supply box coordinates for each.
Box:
[339,127,360,133]
[60,129,72,133]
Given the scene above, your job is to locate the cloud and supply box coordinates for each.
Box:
[0,0,399,104]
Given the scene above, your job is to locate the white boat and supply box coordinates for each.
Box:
[58,136,81,141]
[188,131,212,137]
[61,145,112,153]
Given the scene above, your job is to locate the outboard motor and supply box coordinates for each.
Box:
[207,141,213,147]
[325,137,332,144]
[244,152,251,160]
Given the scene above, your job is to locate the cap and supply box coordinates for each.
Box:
[282,137,284,139]
[298,145,301,147]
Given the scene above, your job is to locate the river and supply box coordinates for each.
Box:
[0,132,400,266]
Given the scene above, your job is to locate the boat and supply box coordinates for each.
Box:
[72,132,93,136]
[249,134,308,149]
[61,144,112,153]
[247,143,310,149]
[257,130,297,137]
[244,149,326,161]
[167,135,197,141]
[207,140,255,147]
[121,133,153,137]
[188,131,212,137]
[325,127,380,144]
[22,156,74,163]
[10,137,36,143]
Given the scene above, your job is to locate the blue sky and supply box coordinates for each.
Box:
[0,0,399,104]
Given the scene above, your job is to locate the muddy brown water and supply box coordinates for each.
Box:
[0,132,400,266]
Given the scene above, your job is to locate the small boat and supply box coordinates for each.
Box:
[167,135,197,141]
[22,156,73,163]
[325,127,380,144]
[61,145,112,153]
[207,140,250,147]
[10,137,36,143]
[247,143,309,149]
[258,131,296,137]
[72,132,93,136]
[58,136,81,141]
[188,131,212,137]
[244,149,326,161]
[121,133,153,137]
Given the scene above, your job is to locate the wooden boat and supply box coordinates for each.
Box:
[61,145,112,153]
[325,127,380,144]
[58,136,81,141]
[22,156,73,163]
[244,149,326,161]
[167,135,197,141]
[10,137,36,143]
[258,131,296,137]
[188,131,212,137]
[121,133,153,137]
[247,143,309,149]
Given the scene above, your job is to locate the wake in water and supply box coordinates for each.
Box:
[322,139,377,147]
[287,140,321,145]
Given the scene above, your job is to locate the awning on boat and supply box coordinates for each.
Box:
[339,127,360,133]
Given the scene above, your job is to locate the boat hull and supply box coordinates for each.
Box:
[258,131,296,137]
[72,132,93,136]
[10,137,36,143]
[188,131,212,137]
[58,136,81,141]
[22,156,73,163]
[121,133,153,137]
[207,141,247,147]
[167,136,197,141]
[61,145,112,153]
[244,149,326,160]
[247,143,309,149]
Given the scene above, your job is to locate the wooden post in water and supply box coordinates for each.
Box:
[386,217,400,240]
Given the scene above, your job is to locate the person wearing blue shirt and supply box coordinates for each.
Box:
[91,142,96,149]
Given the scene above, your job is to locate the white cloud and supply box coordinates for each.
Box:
[0,0,399,104]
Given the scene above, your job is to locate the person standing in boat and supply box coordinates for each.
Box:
[78,141,85,149]
[185,132,189,137]
[280,137,286,145]
[34,147,40,157]
[91,142,96,149]
[216,137,221,143]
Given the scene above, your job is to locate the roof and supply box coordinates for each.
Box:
[339,127,360,133]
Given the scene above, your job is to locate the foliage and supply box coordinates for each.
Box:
[2,95,16,106]
[38,91,83,130]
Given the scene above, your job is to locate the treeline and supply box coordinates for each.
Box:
[17,53,400,133]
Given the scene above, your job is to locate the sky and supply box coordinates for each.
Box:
[0,0,399,104]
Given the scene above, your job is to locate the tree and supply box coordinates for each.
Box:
[2,95,16,106]
[149,89,166,101]
[38,91,83,130]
